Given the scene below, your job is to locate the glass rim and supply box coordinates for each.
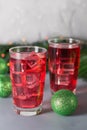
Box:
[48,37,81,48]
[9,45,47,54]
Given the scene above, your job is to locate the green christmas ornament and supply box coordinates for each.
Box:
[51,89,78,116]
[0,75,12,97]
[0,58,8,74]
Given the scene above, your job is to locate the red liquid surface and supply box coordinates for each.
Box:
[10,52,46,108]
[48,45,80,92]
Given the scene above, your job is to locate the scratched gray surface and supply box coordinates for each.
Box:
[0,73,87,130]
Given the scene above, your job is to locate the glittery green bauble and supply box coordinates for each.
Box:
[0,58,8,74]
[0,75,12,97]
[51,89,78,116]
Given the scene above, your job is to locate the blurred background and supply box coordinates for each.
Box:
[0,0,87,43]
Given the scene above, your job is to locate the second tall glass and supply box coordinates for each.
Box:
[48,38,80,94]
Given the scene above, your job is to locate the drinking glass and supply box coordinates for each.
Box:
[48,37,80,94]
[9,46,47,116]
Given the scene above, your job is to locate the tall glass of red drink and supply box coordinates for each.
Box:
[9,46,47,116]
[48,37,80,94]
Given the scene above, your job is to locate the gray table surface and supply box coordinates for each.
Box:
[0,73,87,130]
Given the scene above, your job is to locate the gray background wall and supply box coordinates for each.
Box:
[0,0,87,43]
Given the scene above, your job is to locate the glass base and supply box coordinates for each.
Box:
[14,105,42,116]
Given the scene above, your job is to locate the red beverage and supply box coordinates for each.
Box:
[9,46,47,116]
[48,40,80,93]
